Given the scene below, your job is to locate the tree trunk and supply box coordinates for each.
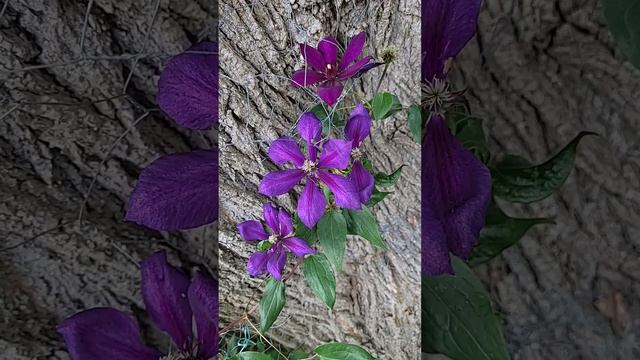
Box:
[218,0,421,358]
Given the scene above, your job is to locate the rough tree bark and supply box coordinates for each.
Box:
[218,0,421,358]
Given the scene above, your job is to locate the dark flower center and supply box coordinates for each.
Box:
[324,63,339,78]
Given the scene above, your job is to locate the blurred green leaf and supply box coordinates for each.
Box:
[408,104,424,143]
[303,253,336,309]
[294,214,317,245]
[367,188,393,207]
[317,210,347,272]
[604,0,640,69]
[371,92,402,120]
[374,165,404,188]
[344,206,387,249]
[259,278,286,332]
[314,343,376,359]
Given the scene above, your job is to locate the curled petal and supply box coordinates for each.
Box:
[140,252,193,350]
[188,273,219,359]
[126,149,217,231]
[296,112,323,146]
[318,171,361,210]
[299,43,327,71]
[318,139,353,170]
[278,208,294,236]
[338,55,374,80]
[268,137,305,167]
[283,237,316,257]
[263,203,280,235]
[157,42,218,129]
[259,169,305,196]
[344,104,373,148]
[267,244,287,281]
[318,37,339,64]
[247,251,269,277]
[422,114,491,274]
[57,308,162,360]
[291,69,325,87]
[297,180,326,228]
[317,82,343,107]
[237,220,268,241]
[349,161,375,204]
[339,32,367,70]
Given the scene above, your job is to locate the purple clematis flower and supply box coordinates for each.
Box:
[421,0,490,275]
[259,112,361,228]
[291,32,375,106]
[126,41,218,231]
[344,103,375,205]
[57,251,218,360]
[238,203,316,280]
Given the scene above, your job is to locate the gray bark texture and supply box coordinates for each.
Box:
[218,0,421,358]
[0,0,217,359]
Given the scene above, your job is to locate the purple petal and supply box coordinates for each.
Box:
[339,32,367,70]
[338,55,374,80]
[318,37,339,65]
[318,171,361,210]
[267,243,287,280]
[157,42,217,129]
[297,112,323,146]
[278,208,294,236]
[140,252,193,350]
[422,114,491,274]
[237,220,269,241]
[57,308,162,360]
[126,149,217,231]
[291,69,325,87]
[269,137,305,167]
[283,237,316,257]
[421,199,454,276]
[349,161,375,204]
[188,273,219,359]
[297,180,326,228]
[299,43,327,71]
[259,169,305,196]
[263,203,280,235]
[421,0,481,81]
[247,251,269,277]
[344,103,373,148]
[317,82,343,107]
[318,139,352,170]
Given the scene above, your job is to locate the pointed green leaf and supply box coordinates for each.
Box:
[371,92,402,120]
[345,206,387,249]
[303,253,336,309]
[603,0,640,69]
[453,116,490,163]
[294,214,317,245]
[288,351,311,360]
[491,132,595,203]
[422,257,509,360]
[374,165,405,188]
[468,204,553,267]
[367,188,393,207]
[317,210,347,272]
[259,278,286,332]
[314,343,376,360]
[496,154,531,170]
[233,353,273,360]
[408,104,423,143]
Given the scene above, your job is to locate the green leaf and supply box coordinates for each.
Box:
[496,154,531,170]
[345,206,387,249]
[451,114,490,163]
[468,204,553,267]
[360,158,374,172]
[408,104,423,143]
[233,353,273,360]
[294,214,317,244]
[491,132,595,203]
[314,343,376,360]
[422,257,509,360]
[374,165,405,188]
[288,351,311,360]
[371,92,402,120]
[604,0,640,69]
[367,188,393,207]
[303,253,336,309]
[259,278,286,332]
[311,103,341,134]
[257,240,272,252]
[317,210,347,272]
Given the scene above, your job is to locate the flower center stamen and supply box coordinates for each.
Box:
[351,147,362,159]
[421,78,455,113]
[302,159,317,174]
[268,234,278,244]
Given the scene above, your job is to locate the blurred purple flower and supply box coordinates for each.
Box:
[238,203,316,280]
[344,103,375,205]
[127,42,218,231]
[58,251,218,360]
[259,112,361,228]
[421,0,490,275]
[291,32,375,106]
